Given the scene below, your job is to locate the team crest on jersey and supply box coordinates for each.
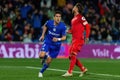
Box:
[53,28,56,32]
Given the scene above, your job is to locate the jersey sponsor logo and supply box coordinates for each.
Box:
[48,31,60,36]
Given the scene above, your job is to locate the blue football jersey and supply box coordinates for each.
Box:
[44,20,66,45]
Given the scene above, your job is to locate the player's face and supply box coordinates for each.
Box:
[54,13,61,24]
[72,6,78,14]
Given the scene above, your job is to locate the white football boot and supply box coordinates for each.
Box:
[79,68,88,77]
[38,72,43,78]
[62,71,73,77]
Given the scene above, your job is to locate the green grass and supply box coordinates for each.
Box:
[0,58,120,80]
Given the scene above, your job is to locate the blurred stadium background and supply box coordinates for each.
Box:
[0,0,120,80]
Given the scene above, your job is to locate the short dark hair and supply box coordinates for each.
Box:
[75,3,84,13]
[54,11,62,16]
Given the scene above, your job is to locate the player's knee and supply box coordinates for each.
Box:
[39,52,45,58]
[69,56,71,60]
[46,57,52,64]
[69,53,76,60]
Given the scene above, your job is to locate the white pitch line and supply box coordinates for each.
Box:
[26,66,120,78]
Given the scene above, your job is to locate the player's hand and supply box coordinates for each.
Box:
[52,37,58,42]
[39,35,44,41]
[85,38,89,44]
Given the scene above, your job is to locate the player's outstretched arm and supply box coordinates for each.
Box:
[85,24,90,44]
[39,26,47,41]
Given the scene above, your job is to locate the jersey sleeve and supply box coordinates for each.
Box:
[61,24,67,36]
[80,16,90,38]
[80,16,88,26]
[85,24,90,38]
[44,20,49,28]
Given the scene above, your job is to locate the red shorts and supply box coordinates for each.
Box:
[69,40,84,55]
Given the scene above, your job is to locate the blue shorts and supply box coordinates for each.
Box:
[41,43,61,58]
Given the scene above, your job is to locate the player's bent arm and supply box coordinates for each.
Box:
[60,36,66,41]
[52,36,66,42]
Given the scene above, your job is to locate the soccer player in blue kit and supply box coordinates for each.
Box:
[38,11,67,77]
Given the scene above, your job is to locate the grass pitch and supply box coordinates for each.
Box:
[0,58,120,80]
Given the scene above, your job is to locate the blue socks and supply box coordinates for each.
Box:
[40,63,49,73]
[41,55,48,65]
[44,55,48,60]
[40,55,49,73]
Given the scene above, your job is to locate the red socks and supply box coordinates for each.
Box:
[76,59,84,71]
[68,55,76,73]
[68,56,85,73]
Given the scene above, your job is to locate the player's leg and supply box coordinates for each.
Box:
[62,53,76,77]
[39,51,48,65]
[39,56,52,78]
[39,51,46,59]
[62,43,77,77]
[76,59,85,71]
[74,44,88,77]
[75,45,85,71]
[68,53,77,73]
[39,43,49,65]
[42,54,48,65]
[40,57,52,73]
[76,58,88,77]
[62,41,87,77]
[38,43,49,77]
[39,44,60,77]
[38,51,46,78]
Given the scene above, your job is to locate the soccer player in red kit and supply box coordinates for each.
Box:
[62,3,90,77]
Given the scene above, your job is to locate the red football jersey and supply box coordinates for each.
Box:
[70,14,90,43]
